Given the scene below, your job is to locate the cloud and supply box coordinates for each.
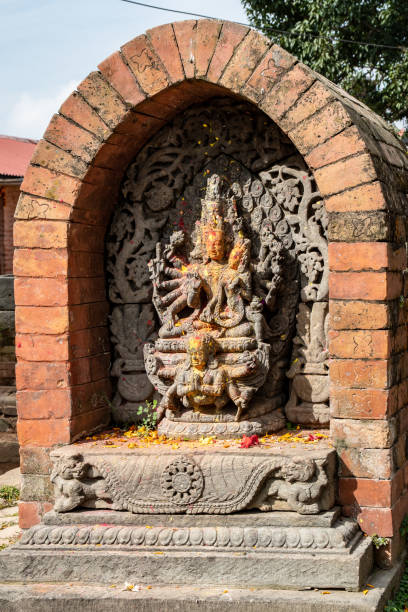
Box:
[5,79,78,140]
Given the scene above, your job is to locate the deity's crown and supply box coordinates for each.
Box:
[201,174,225,233]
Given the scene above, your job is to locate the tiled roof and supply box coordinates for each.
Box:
[0,135,37,178]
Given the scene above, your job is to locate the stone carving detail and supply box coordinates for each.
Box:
[106,99,329,426]
[49,449,335,515]
[19,518,359,551]
[161,457,204,504]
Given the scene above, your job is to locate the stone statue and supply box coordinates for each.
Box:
[144,174,281,436]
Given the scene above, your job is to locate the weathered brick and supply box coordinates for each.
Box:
[16,361,70,391]
[15,333,69,362]
[30,139,88,179]
[71,379,111,417]
[331,417,396,449]
[147,23,184,82]
[70,327,110,359]
[330,300,389,330]
[244,44,295,96]
[19,501,53,529]
[315,153,377,197]
[329,329,391,359]
[329,271,402,301]
[15,194,72,222]
[207,21,248,82]
[325,181,387,212]
[328,211,389,242]
[69,302,109,332]
[305,125,366,168]
[69,224,105,253]
[77,71,128,129]
[338,477,399,507]
[331,386,397,419]
[44,114,101,164]
[14,249,68,278]
[193,19,222,78]
[68,278,106,304]
[220,29,270,92]
[328,242,404,272]
[289,101,352,155]
[14,219,68,254]
[98,51,145,106]
[70,406,110,440]
[15,306,69,334]
[20,446,53,475]
[279,80,334,132]
[21,166,81,206]
[14,278,68,307]
[173,20,197,79]
[17,389,71,419]
[259,63,315,120]
[17,418,71,446]
[338,447,394,479]
[59,92,112,140]
[121,35,169,96]
[67,252,104,278]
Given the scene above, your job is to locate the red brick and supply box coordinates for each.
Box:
[147,23,184,82]
[19,501,53,529]
[329,242,390,272]
[69,224,105,253]
[325,181,387,212]
[15,194,72,222]
[207,21,248,82]
[71,379,111,417]
[246,44,296,95]
[16,361,70,390]
[339,477,393,507]
[331,386,396,419]
[351,506,394,537]
[20,447,53,475]
[21,166,81,206]
[67,252,104,278]
[68,278,106,304]
[70,327,110,359]
[121,35,169,96]
[314,154,377,197]
[330,301,389,330]
[330,359,390,389]
[279,80,334,132]
[77,71,128,129]
[329,329,391,359]
[17,418,71,446]
[331,417,396,449]
[15,306,69,334]
[305,125,365,168]
[194,19,222,78]
[59,92,111,140]
[220,29,270,92]
[30,139,88,179]
[329,271,402,301]
[14,278,68,307]
[70,406,110,440]
[15,333,69,362]
[14,249,68,277]
[173,20,197,79]
[259,63,315,120]
[69,302,109,331]
[114,112,164,138]
[338,447,393,479]
[17,389,71,419]
[89,353,112,381]
[98,51,145,106]
[289,101,352,155]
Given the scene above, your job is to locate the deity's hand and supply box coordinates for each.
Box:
[243,351,257,371]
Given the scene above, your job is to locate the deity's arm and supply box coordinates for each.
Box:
[228,362,256,379]
[201,372,226,396]
[157,365,178,379]
[239,272,252,301]
[163,265,183,279]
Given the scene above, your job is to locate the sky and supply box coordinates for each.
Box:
[0,0,248,140]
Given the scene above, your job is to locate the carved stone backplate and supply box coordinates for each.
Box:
[106,98,329,426]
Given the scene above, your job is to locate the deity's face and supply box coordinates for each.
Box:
[205,230,224,261]
[188,337,208,370]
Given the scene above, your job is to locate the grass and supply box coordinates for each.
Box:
[0,485,19,508]
[385,556,408,611]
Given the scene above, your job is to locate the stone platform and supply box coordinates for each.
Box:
[0,508,373,591]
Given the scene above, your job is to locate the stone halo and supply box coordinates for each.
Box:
[160,457,204,505]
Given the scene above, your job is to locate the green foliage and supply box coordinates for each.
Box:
[400,513,408,538]
[385,558,408,611]
[136,399,158,432]
[0,485,19,507]
[286,421,295,430]
[242,0,408,126]
[371,533,389,549]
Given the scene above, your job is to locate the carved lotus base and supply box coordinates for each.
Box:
[2,508,373,591]
[50,443,335,515]
[159,407,286,439]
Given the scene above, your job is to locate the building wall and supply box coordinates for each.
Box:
[0,185,20,275]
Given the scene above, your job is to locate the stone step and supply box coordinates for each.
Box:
[0,558,404,612]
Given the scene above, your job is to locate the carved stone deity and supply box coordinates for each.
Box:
[144,174,284,437]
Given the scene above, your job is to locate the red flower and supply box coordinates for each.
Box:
[240,434,259,448]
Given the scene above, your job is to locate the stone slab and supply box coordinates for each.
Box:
[0,536,373,590]
[0,555,403,612]
[43,508,341,528]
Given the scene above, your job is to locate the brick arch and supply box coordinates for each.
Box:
[15,19,408,556]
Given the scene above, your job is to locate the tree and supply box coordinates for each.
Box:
[242,0,408,127]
